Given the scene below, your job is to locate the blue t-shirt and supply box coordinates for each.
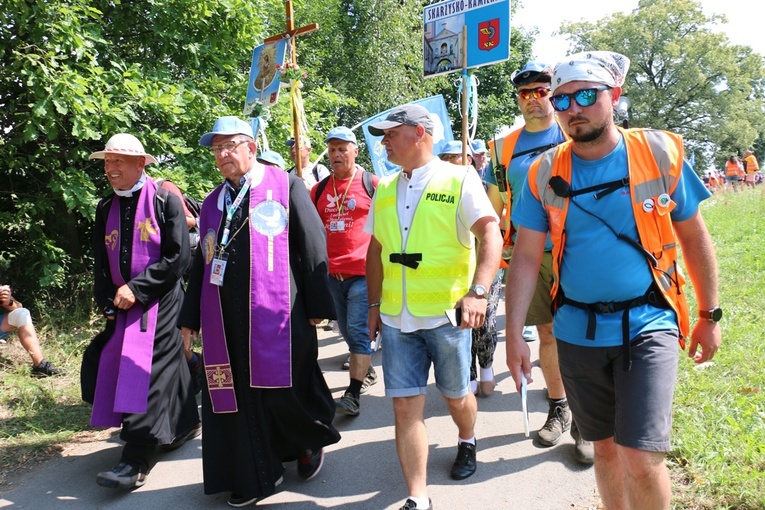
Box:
[484,124,566,250]
[513,135,711,347]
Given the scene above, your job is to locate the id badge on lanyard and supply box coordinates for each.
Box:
[210,251,228,286]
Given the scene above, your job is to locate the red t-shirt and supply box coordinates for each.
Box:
[311,170,379,275]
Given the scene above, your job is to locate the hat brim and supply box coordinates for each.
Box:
[89,151,157,165]
[368,120,404,137]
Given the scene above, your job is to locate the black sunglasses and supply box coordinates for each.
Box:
[550,86,611,112]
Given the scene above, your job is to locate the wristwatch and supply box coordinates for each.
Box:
[469,285,487,298]
[699,306,723,323]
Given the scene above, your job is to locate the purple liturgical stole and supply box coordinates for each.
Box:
[199,166,292,414]
[92,179,161,427]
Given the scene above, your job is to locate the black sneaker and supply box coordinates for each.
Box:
[297,448,324,481]
[31,359,64,378]
[96,461,147,489]
[161,422,201,451]
[399,498,433,510]
[227,494,258,508]
[450,441,477,480]
[336,392,360,416]
[359,365,378,394]
[538,400,571,446]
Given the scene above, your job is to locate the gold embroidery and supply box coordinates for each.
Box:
[104,230,118,251]
[207,365,234,389]
[137,218,158,242]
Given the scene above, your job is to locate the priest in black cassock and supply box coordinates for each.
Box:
[85,133,201,490]
[179,117,340,508]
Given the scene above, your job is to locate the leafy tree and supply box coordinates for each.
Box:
[558,0,765,173]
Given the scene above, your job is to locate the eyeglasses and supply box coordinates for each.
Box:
[209,139,248,156]
[550,86,611,112]
[517,87,551,101]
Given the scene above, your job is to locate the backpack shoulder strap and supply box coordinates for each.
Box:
[313,175,331,207]
[361,170,375,198]
[155,186,169,227]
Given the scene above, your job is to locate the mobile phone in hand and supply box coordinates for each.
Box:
[445,308,462,327]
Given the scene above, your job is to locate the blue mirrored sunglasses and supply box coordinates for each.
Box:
[550,86,611,112]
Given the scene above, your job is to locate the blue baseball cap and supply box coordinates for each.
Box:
[471,139,487,154]
[439,140,473,157]
[324,126,357,145]
[199,116,254,147]
[257,150,286,170]
[510,61,553,87]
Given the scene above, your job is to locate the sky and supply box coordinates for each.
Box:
[512,0,765,65]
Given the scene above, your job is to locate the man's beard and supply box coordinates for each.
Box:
[568,117,608,143]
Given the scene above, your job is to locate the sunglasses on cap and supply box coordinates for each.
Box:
[517,87,550,101]
[550,86,611,112]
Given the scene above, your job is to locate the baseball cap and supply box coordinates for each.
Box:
[367,104,434,137]
[199,116,254,147]
[510,61,553,87]
[286,137,311,148]
[257,150,286,170]
[89,133,158,165]
[439,140,474,157]
[324,126,357,145]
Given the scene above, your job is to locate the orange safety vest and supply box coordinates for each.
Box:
[527,128,690,347]
[487,120,568,268]
[743,154,759,173]
[724,160,739,177]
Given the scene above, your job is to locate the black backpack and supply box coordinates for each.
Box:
[312,170,375,207]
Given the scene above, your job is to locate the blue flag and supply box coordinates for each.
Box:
[361,95,454,176]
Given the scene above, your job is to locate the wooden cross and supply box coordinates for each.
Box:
[264,1,318,178]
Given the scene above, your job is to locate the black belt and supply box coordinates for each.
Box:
[556,285,669,371]
[390,253,422,269]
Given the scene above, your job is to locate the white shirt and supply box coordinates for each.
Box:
[364,157,498,333]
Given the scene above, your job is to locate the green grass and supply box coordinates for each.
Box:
[1,190,764,507]
[670,189,765,509]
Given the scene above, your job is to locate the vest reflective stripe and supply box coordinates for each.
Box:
[374,167,475,317]
[529,128,690,345]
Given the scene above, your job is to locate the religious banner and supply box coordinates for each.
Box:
[361,95,454,177]
[423,0,510,78]
[244,39,288,115]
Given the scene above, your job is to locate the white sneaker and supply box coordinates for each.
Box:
[522,326,538,342]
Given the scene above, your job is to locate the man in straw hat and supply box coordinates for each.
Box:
[86,133,201,489]
[504,51,721,508]
[179,116,339,507]
[364,104,501,510]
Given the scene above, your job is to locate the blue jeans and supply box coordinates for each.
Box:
[327,275,373,355]
[381,322,471,399]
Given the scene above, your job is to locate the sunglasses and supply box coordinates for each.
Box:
[550,86,611,112]
[517,87,551,101]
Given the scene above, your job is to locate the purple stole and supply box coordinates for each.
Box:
[92,179,161,427]
[199,167,292,413]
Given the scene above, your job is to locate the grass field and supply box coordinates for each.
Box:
[0,188,764,508]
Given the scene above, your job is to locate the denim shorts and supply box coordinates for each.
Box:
[0,313,12,341]
[327,276,373,355]
[381,322,471,399]
[556,329,679,452]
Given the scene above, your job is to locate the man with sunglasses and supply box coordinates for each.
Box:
[484,61,592,462]
[505,51,721,509]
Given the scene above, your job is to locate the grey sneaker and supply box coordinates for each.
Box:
[360,365,378,394]
[336,392,360,416]
[571,421,594,465]
[96,461,147,489]
[537,400,571,446]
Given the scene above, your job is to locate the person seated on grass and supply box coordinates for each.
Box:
[0,285,63,377]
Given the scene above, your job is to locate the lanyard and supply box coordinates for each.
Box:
[331,169,356,215]
[221,172,253,247]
